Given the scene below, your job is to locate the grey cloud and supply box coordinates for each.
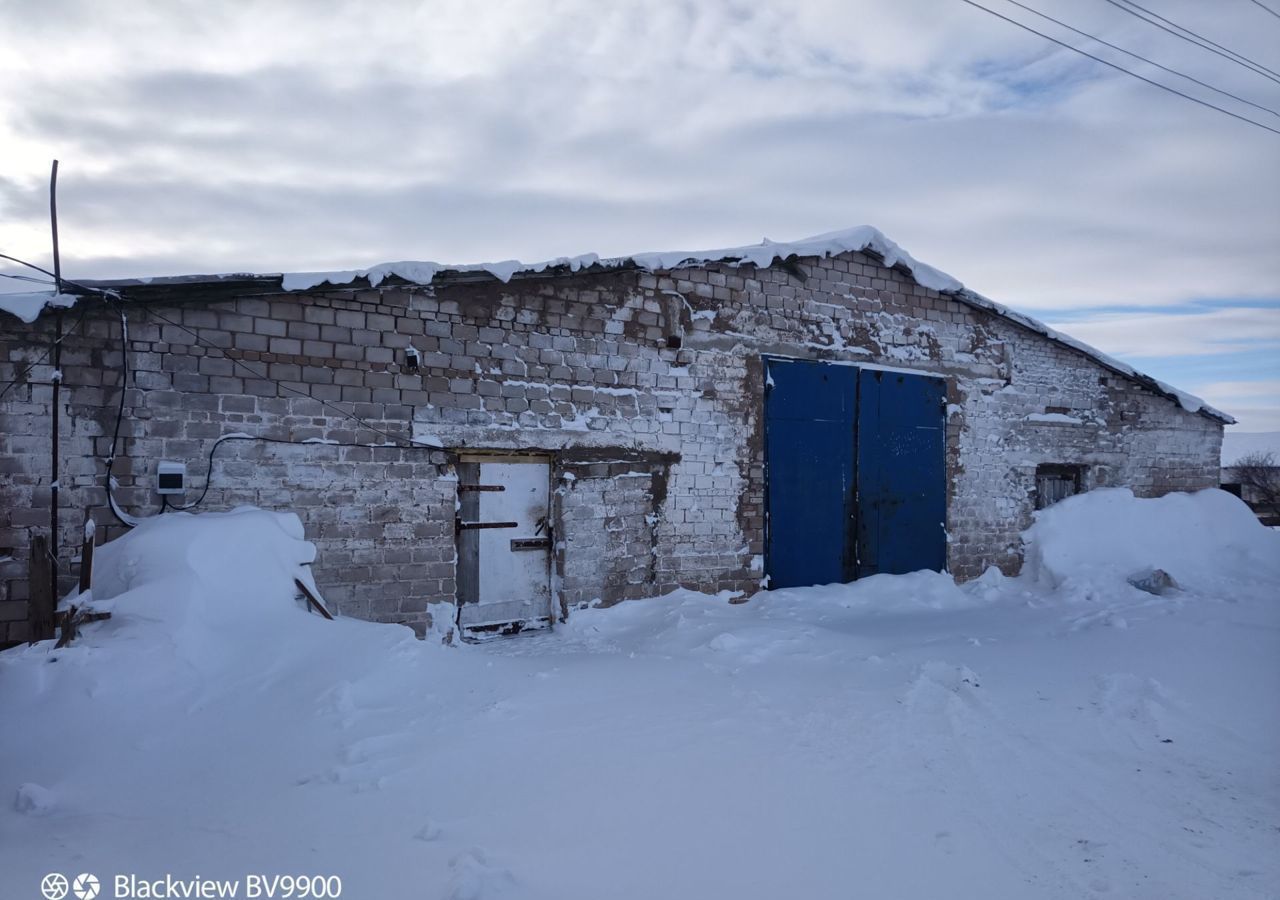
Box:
[1047,308,1280,358]
[1,0,1276,312]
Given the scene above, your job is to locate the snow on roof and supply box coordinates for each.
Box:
[0,225,1231,422]
[277,226,966,295]
[0,290,77,324]
[952,287,1232,423]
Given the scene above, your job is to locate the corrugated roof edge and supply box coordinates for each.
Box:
[2,226,1233,424]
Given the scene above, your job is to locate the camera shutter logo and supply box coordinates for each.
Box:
[40,873,68,900]
[71,873,100,900]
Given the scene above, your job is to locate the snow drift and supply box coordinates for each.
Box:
[81,507,328,672]
[92,506,320,624]
[1,490,1277,900]
[1023,487,1280,595]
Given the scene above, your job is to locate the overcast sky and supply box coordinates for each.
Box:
[1,0,1277,429]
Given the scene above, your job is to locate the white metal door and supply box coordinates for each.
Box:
[456,458,553,630]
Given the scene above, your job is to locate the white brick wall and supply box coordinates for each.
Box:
[0,250,1222,639]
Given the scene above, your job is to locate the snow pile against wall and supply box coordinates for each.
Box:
[89,507,324,661]
[567,487,1277,658]
[559,569,1013,659]
[1022,487,1280,595]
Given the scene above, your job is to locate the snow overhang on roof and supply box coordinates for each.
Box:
[0,226,1233,424]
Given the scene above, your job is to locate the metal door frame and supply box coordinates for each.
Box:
[455,451,555,634]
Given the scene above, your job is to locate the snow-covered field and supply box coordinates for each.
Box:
[2,490,1277,900]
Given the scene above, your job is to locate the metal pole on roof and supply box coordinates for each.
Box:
[49,159,62,597]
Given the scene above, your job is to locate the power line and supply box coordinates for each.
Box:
[1100,0,1280,85]
[0,250,124,401]
[998,0,1280,118]
[1116,0,1280,76]
[1249,0,1280,21]
[957,0,1280,135]
[0,304,91,402]
[1,272,57,285]
[1,245,443,453]
[0,252,60,280]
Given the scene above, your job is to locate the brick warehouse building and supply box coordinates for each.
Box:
[0,227,1229,641]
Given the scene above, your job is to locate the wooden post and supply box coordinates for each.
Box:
[28,534,55,643]
[294,578,334,620]
[78,512,95,596]
[49,160,63,604]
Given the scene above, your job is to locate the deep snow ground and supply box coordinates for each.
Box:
[1,492,1278,900]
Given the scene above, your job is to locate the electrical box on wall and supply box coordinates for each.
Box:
[156,461,187,495]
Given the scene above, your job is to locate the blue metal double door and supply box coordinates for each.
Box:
[764,357,946,589]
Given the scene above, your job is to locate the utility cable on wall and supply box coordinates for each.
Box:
[2,245,453,527]
[160,432,446,514]
[0,304,91,402]
[137,304,445,452]
[1,247,448,526]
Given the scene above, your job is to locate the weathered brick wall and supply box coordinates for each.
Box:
[0,248,1223,642]
[205,440,455,627]
[555,457,668,610]
[0,304,455,637]
[941,328,1223,576]
[1,330,102,642]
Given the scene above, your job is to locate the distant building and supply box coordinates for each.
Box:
[1220,433,1280,526]
[0,227,1230,642]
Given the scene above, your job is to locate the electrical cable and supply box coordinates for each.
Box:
[997,0,1280,118]
[0,248,446,521]
[0,250,124,304]
[956,0,1280,136]
[0,250,136,527]
[162,432,444,514]
[1115,0,1280,76]
[0,304,91,402]
[1099,0,1280,85]
[100,299,135,528]
[138,305,446,452]
[1249,0,1280,21]
[1,272,57,285]
[0,252,60,280]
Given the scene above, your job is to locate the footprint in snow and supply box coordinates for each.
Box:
[707,632,746,653]
[445,848,515,900]
[414,820,443,842]
[14,782,57,816]
[901,662,984,713]
[1068,610,1129,633]
[1092,674,1174,734]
